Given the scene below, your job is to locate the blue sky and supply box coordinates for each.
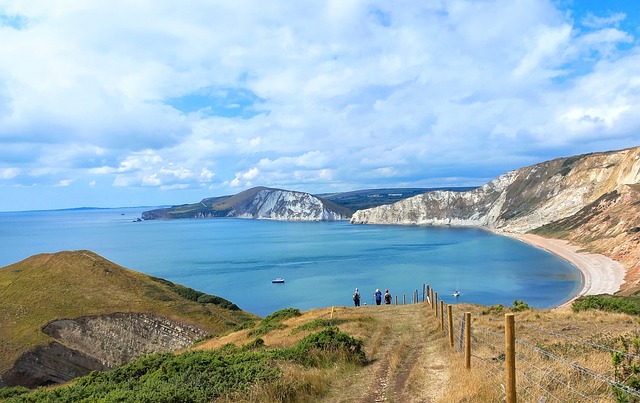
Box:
[0,0,639,211]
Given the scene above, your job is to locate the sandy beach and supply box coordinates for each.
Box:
[503,232,626,308]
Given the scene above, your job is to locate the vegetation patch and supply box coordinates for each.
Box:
[481,304,504,315]
[291,318,333,334]
[3,327,365,402]
[511,300,530,312]
[150,277,239,310]
[572,295,640,315]
[248,308,301,337]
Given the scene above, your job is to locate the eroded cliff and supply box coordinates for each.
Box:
[1,312,208,388]
[351,147,640,233]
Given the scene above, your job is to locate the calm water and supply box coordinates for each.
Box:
[0,207,581,316]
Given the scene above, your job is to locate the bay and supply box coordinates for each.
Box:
[0,207,581,317]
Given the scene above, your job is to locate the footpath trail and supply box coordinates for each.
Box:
[320,302,450,403]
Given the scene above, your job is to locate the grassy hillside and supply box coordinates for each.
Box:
[0,251,256,375]
[4,301,640,402]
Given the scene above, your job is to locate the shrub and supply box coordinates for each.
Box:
[511,300,530,312]
[291,318,332,334]
[248,308,302,337]
[291,326,366,366]
[150,277,239,310]
[481,304,504,315]
[572,295,640,315]
[0,386,30,399]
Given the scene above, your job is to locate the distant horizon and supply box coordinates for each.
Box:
[1,1,639,211]
[0,184,478,213]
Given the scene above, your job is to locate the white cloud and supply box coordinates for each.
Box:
[0,167,20,179]
[1,0,640,210]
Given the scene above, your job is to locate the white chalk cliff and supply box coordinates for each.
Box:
[351,147,640,233]
[232,188,349,221]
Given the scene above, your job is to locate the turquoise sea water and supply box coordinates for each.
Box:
[0,207,581,316]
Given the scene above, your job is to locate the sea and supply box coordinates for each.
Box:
[0,207,582,317]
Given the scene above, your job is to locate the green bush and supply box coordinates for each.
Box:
[511,300,530,312]
[291,318,332,334]
[149,277,239,310]
[262,308,301,323]
[291,326,366,366]
[0,386,30,399]
[481,304,504,315]
[248,308,302,337]
[572,295,640,315]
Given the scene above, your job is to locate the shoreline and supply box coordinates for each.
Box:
[492,230,626,309]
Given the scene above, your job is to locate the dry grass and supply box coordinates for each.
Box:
[439,303,640,402]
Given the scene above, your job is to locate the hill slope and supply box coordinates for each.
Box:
[9,301,640,402]
[0,251,256,388]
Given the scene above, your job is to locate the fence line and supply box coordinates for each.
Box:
[424,282,640,402]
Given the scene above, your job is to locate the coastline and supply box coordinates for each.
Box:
[493,230,626,309]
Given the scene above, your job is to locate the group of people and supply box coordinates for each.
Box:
[352,287,392,306]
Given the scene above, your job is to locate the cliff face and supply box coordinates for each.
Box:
[531,184,640,294]
[142,187,352,221]
[0,313,208,388]
[351,147,640,233]
[231,188,349,221]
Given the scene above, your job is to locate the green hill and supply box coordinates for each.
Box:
[0,251,256,381]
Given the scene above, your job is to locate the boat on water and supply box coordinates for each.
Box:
[453,290,460,297]
[272,278,285,284]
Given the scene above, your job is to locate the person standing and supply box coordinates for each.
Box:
[374,289,382,305]
[384,289,392,305]
[353,288,361,307]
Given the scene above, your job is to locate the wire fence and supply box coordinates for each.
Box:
[422,283,640,403]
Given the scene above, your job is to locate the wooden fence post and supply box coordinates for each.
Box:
[430,289,434,309]
[440,300,444,331]
[505,313,516,403]
[403,294,406,305]
[434,292,439,318]
[448,305,454,348]
[395,295,398,305]
[465,312,471,369]
[426,284,430,303]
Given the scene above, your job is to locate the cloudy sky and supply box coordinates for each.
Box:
[0,0,639,211]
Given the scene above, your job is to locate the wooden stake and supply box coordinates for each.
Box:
[505,313,516,403]
[448,305,454,348]
[465,312,471,369]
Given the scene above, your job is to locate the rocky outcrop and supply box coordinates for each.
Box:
[142,187,352,221]
[0,312,208,388]
[231,188,349,221]
[351,147,640,233]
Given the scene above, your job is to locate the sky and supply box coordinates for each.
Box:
[0,1,639,211]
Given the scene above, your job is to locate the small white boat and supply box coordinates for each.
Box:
[272,278,285,284]
[453,290,460,297]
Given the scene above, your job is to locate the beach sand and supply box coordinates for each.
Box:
[504,232,626,309]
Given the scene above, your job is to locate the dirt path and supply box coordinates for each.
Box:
[322,303,450,402]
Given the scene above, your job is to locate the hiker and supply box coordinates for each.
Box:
[353,288,361,307]
[384,289,392,305]
[374,288,382,305]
